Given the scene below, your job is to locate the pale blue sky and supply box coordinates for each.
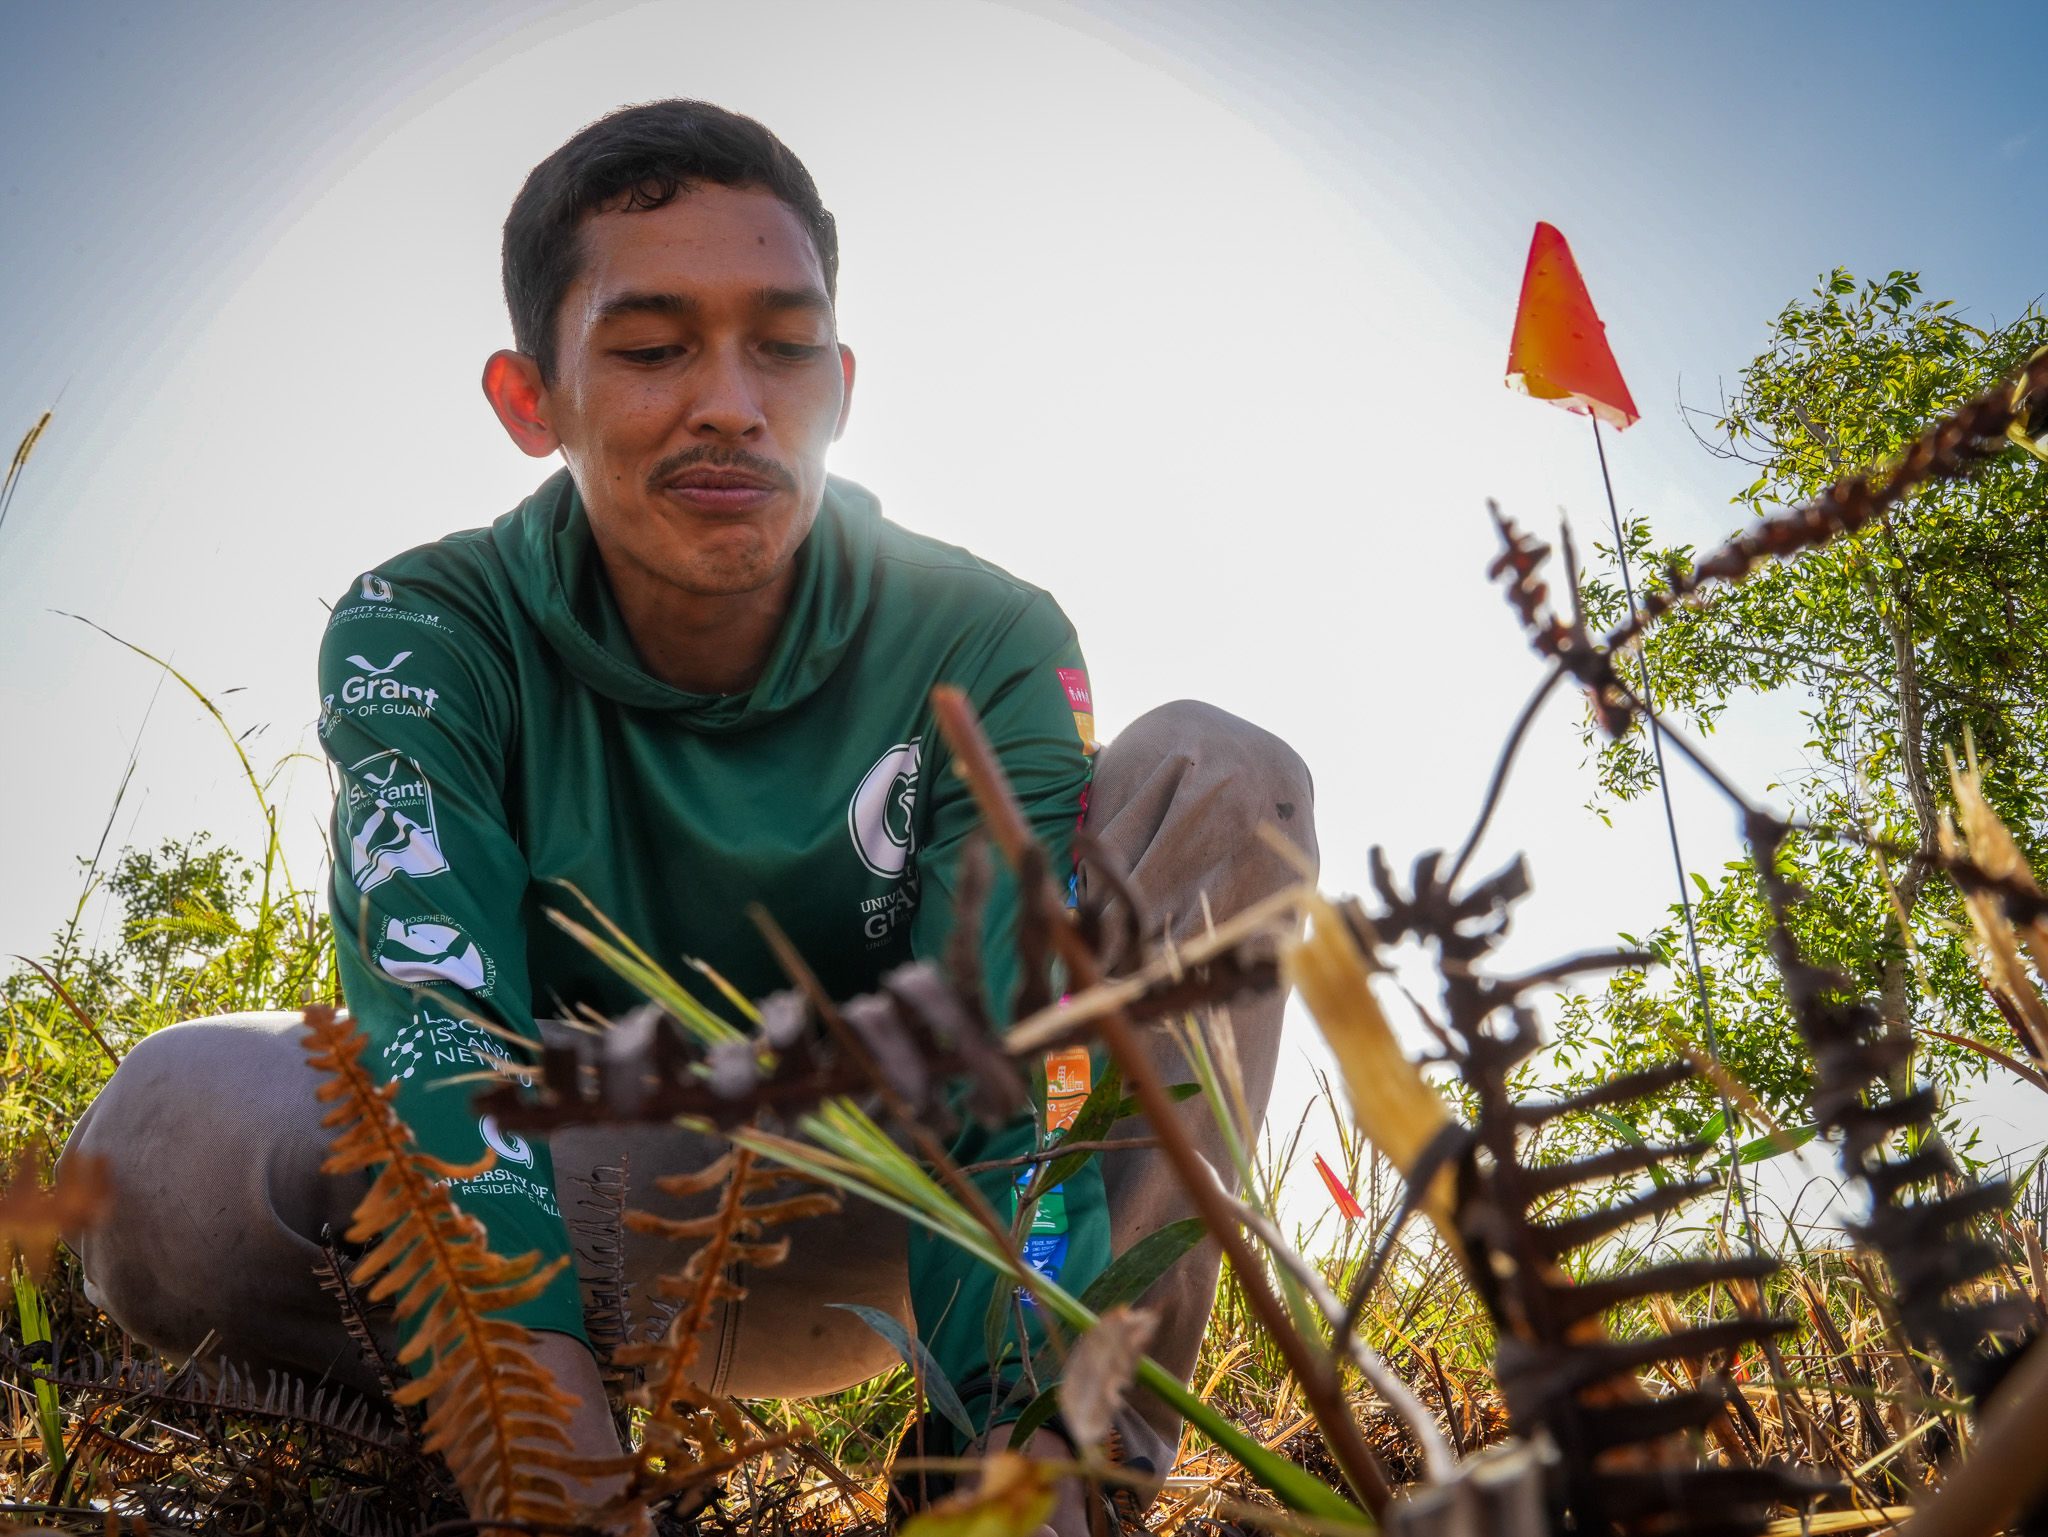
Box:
[2,1,2042,1167]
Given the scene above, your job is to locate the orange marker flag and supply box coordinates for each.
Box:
[1506,221,1639,431]
[1314,1153,1366,1223]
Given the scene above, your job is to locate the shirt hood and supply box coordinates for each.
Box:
[490,468,880,732]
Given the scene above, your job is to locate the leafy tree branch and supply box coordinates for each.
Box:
[1552,270,2048,1154]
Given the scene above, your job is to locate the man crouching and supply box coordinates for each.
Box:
[65,100,1317,1535]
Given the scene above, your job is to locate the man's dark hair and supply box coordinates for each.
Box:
[502,100,838,381]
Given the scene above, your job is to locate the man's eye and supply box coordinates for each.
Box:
[764,341,824,361]
[618,345,683,365]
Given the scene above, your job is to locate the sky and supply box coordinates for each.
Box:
[2,0,2044,1199]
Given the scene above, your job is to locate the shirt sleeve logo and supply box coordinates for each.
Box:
[342,750,451,893]
[335,650,440,715]
[374,916,492,993]
[1056,667,1099,756]
[848,739,921,878]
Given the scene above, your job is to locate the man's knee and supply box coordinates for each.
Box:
[1085,699,1318,929]
[1108,698,1313,798]
[63,1013,366,1379]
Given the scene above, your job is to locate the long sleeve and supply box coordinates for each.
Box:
[318,571,584,1340]
[909,599,1094,1022]
[904,593,1104,1425]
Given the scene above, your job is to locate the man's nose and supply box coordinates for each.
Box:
[687,341,766,439]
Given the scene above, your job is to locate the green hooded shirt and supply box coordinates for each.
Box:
[318,469,1104,1407]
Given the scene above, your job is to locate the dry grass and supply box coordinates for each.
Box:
[3,785,2043,1536]
[5,1095,2036,1535]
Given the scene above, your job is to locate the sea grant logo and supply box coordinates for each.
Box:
[321,651,443,738]
[342,750,450,893]
[338,651,439,709]
[848,739,921,878]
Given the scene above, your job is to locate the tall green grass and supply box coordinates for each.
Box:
[0,639,332,1166]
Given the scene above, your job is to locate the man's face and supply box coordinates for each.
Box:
[495,183,852,598]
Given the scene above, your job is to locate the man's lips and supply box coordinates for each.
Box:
[660,468,781,513]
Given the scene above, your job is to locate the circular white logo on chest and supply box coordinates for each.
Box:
[848,739,922,878]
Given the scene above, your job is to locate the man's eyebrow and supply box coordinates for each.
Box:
[590,286,831,323]
[753,284,832,315]
[592,290,698,323]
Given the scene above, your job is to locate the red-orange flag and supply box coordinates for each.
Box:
[1314,1153,1366,1223]
[1506,222,1639,431]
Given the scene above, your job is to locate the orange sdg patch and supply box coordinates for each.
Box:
[1045,1046,1092,1133]
[1056,667,1098,756]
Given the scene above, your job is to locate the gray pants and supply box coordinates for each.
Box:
[62,701,1315,1474]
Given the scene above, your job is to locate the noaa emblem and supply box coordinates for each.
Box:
[374,916,493,994]
[342,750,450,894]
[848,739,921,878]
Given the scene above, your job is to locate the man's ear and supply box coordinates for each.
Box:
[482,351,560,458]
[833,344,857,442]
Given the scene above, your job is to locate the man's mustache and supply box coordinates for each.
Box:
[645,444,798,496]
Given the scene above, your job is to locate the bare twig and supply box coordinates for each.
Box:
[930,683,1394,1518]
[959,1140,1158,1175]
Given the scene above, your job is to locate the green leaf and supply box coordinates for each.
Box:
[12,1271,63,1472]
[545,884,745,1044]
[1079,1218,1209,1312]
[1732,1124,1817,1164]
[1111,1082,1202,1124]
[982,1264,1017,1398]
[1589,1108,1645,1146]
[829,1303,979,1444]
[997,1219,1213,1428]
[1587,1110,1669,1187]
[1000,1062,1133,1406]
[1004,1384,1063,1451]
[1023,1060,1127,1205]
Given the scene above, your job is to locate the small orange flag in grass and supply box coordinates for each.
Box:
[1506,221,1639,431]
[1314,1153,1366,1222]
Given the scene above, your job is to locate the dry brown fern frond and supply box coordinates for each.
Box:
[1,1340,411,1455]
[301,1004,621,1526]
[1943,753,2048,1065]
[1,1148,111,1279]
[613,1145,837,1505]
